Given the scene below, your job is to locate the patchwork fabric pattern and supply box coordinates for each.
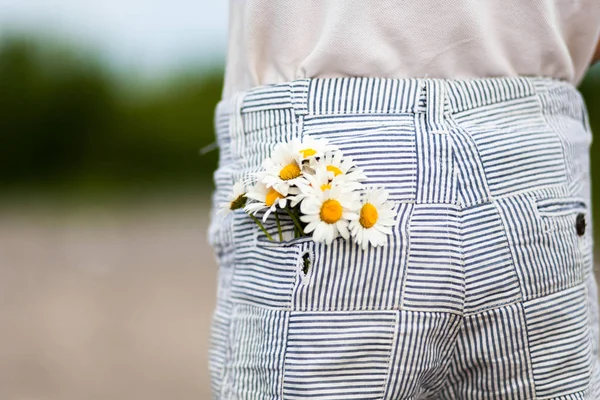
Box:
[208,77,599,399]
[284,311,397,399]
[524,285,592,397]
[292,203,411,312]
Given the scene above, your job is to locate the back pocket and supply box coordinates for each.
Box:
[496,193,591,301]
[230,214,308,310]
[290,203,412,312]
[283,311,397,400]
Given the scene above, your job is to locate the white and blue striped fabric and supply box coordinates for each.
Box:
[207,76,599,399]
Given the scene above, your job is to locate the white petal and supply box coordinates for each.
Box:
[352,227,362,243]
[300,199,321,215]
[337,220,350,239]
[342,211,359,221]
[369,230,386,246]
[262,207,274,222]
[360,231,370,250]
[274,183,290,197]
[277,197,288,208]
[379,209,396,219]
[289,194,305,207]
[379,219,396,227]
[300,213,320,223]
[232,181,246,195]
[374,224,393,235]
[373,190,387,204]
[304,220,319,234]
[312,224,327,242]
[244,202,266,214]
[325,225,337,245]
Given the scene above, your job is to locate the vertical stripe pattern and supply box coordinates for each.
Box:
[496,193,589,301]
[462,202,521,314]
[293,203,412,311]
[209,282,234,397]
[207,76,599,399]
[415,113,456,204]
[425,80,449,134]
[538,84,592,207]
[444,303,535,399]
[223,304,288,399]
[307,77,421,115]
[402,204,463,314]
[384,311,462,399]
[450,123,491,207]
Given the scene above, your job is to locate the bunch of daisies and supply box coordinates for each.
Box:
[220,137,396,249]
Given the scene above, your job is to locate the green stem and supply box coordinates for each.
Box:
[248,213,273,241]
[275,211,283,242]
[285,207,304,236]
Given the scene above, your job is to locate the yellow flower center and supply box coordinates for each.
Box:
[327,165,343,177]
[279,163,302,180]
[300,148,317,158]
[359,203,379,229]
[320,183,331,191]
[320,199,343,224]
[265,188,284,207]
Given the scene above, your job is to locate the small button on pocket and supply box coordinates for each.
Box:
[576,213,586,236]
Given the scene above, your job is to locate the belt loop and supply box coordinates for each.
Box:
[229,92,246,162]
[426,80,449,134]
[291,79,310,120]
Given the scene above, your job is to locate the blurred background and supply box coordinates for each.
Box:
[0,1,598,399]
[0,1,226,399]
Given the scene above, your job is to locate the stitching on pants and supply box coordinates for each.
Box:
[381,310,401,400]
[399,193,416,310]
[209,76,595,399]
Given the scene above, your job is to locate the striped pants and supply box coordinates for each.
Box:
[207,77,600,399]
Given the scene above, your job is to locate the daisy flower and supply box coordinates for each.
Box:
[218,181,247,215]
[289,162,355,207]
[260,141,307,196]
[300,185,359,245]
[308,151,366,187]
[349,188,396,250]
[245,180,297,222]
[293,136,336,163]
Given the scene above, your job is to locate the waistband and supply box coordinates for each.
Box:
[217,76,578,118]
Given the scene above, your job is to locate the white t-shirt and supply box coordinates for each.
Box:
[222,0,600,99]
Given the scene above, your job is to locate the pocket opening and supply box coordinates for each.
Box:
[535,197,587,217]
[533,197,590,237]
[255,227,314,247]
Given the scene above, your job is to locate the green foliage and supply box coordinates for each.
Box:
[0,37,223,196]
[579,64,600,233]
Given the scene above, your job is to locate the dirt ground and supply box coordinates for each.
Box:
[1,197,599,400]
[0,198,217,400]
